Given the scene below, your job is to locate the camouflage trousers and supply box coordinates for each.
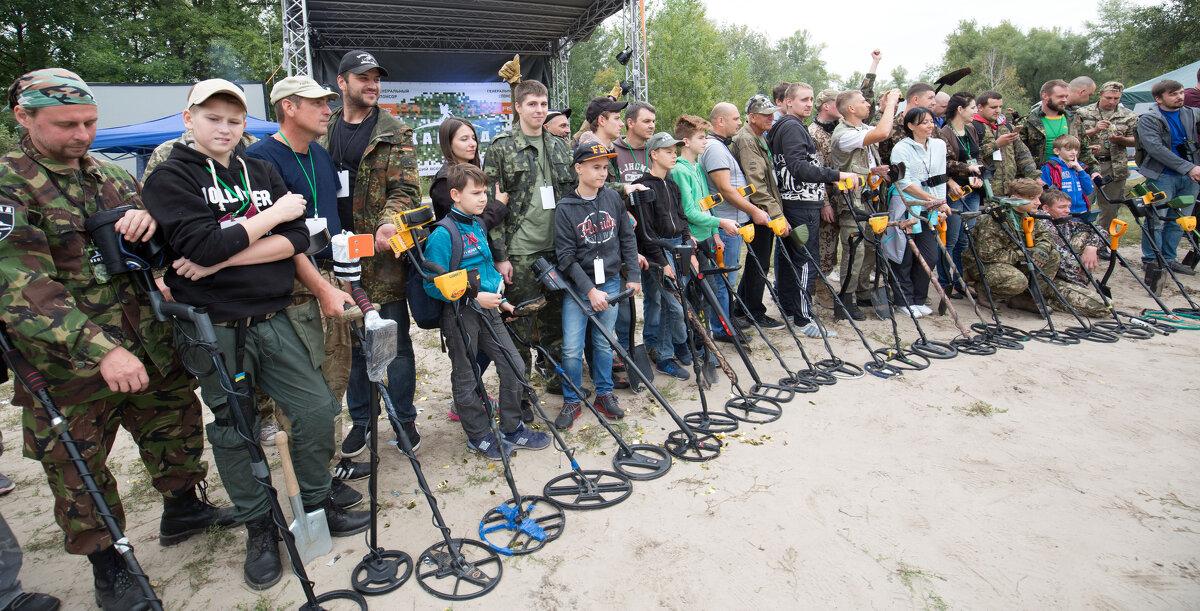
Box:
[813,218,840,305]
[1048,281,1109,318]
[21,363,207,555]
[965,259,1060,302]
[504,252,563,391]
[837,226,875,302]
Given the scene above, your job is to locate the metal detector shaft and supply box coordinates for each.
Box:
[0,327,164,611]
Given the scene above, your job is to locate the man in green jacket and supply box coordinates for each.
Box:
[321,50,423,456]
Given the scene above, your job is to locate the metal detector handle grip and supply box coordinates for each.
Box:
[156,301,219,345]
[274,431,301,498]
[0,328,50,396]
[350,285,376,314]
[1109,218,1128,251]
[1021,216,1035,248]
[606,287,636,304]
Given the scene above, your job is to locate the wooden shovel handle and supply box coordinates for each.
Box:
[274,431,301,498]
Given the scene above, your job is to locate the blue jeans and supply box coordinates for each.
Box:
[712,235,740,336]
[562,279,621,403]
[347,300,417,431]
[1142,173,1198,262]
[642,239,686,359]
[939,191,979,288]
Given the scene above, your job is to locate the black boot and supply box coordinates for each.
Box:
[1,592,60,611]
[243,515,282,590]
[1144,261,1164,296]
[159,484,238,546]
[89,547,151,611]
[306,494,370,537]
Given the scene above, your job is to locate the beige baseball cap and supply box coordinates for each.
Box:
[270,76,339,105]
[187,78,247,110]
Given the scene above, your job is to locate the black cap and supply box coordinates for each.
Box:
[338,50,389,78]
[585,96,628,123]
[572,140,617,165]
[544,108,572,124]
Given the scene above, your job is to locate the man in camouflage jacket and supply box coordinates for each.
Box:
[972,91,1040,200]
[962,184,1061,312]
[0,68,230,607]
[321,50,423,453]
[1077,82,1138,232]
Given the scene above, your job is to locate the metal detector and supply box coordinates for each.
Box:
[533,257,722,462]
[506,323,673,481]
[0,326,165,611]
[1083,215,1186,334]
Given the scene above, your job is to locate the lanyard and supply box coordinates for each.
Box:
[210,163,252,218]
[955,131,973,159]
[277,132,318,216]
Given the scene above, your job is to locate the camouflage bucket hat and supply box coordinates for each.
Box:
[746,94,780,115]
[8,68,96,110]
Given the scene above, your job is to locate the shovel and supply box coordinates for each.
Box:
[934,67,972,94]
[627,297,655,393]
[332,232,399,382]
[275,431,332,565]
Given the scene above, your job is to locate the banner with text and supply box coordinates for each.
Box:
[377,82,513,176]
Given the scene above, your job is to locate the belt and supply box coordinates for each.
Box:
[314,258,335,272]
[214,310,281,328]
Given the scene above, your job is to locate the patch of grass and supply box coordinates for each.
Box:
[181,525,237,590]
[235,593,295,611]
[953,400,1008,418]
[892,562,949,611]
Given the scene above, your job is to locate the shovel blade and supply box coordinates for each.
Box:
[289,508,332,566]
[629,343,654,392]
[869,287,892,320]
[1183,249,1199,270]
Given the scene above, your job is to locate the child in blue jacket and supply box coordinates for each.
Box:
[1041,134,1095,221]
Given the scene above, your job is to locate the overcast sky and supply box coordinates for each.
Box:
[701,0,1164,82]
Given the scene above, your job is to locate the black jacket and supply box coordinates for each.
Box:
[631,172,691,267]
[430,163,509,229]
[767,114,840,208]
[143,143,307,323]
[554,186,640,293]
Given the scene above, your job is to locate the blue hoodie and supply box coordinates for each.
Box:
[1040,156,1094,214]
[423,209,503,302]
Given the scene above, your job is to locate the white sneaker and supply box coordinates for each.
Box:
[916,305,933,316]
[896,305,923,319]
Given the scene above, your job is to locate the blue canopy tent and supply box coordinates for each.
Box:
[90,112,278,177]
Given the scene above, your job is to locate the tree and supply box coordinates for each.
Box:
[1087,0,1200,87]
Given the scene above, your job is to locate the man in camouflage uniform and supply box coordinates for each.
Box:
[485,80,581,394]
[962,179,1061,313]
[321,50,423,455]
[731,94,785,328]
[1077,81,1138,233]
[1,68,231,609]
[972,91,1039,199]
[1018,79,1100,170]
[1037,190,1108,317]
[809,88,843,310]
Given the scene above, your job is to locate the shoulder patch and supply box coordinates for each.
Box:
[0,204,13,242]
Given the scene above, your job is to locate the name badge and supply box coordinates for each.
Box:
[337,170,350,198]
[220,217,246,229]
[993,149,1003,161]
[594,257,605,284]
[541,185,556,209]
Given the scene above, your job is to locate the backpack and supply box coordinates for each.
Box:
[406,216,467,329]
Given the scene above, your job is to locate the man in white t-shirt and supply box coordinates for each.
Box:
[830,88,900,315]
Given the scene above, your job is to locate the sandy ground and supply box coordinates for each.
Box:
[2,243,1199,610]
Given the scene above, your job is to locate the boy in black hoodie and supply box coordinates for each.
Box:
[553,142,642,429]
[142,79,368,590]
[632,132,696,380]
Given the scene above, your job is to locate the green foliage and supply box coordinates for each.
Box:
[936,20,1094,109]
[1087,0,1200,87]
[0,0,282,88]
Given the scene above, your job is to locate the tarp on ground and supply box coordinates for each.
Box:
[1122,60,1200,107]
[91,113,278,155]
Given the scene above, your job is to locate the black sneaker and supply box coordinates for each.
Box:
[655,359,690,380]
[307,496,370,537]
[1168,260,1196,276]
[612,360,626,373]
[732,315,752,330]
[502,424,551,450]
[399,421,422,453]
[332,457,371,481]
[613,375,630,389]
[341,424,368,457]
[836,302,867,321]
[593,393,625,419]
[467,433,511,460]
[330,479,363,509]
[554,402,582,430]
[755,315,785,329]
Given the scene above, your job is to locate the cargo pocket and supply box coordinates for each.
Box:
[285,298,326,371]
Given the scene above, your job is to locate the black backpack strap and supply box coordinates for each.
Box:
[432,216,469,272]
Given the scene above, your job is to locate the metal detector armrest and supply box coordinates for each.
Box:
[606,287,636,304]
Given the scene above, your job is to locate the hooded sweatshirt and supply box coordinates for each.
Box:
[143,142,307,323]
[767,114,841,209]
[631,172,691,267]
[613,135,650,183]
[554,186,641,294]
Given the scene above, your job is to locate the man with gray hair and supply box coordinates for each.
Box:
[932,91,950,127]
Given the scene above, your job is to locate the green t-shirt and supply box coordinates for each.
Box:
[1041,115,1068,161]
[508,135,557,256]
